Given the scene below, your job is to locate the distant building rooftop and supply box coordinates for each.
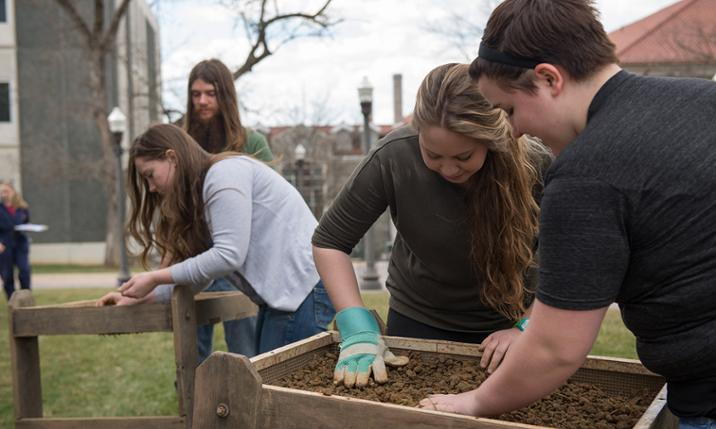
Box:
[609,0,716,65]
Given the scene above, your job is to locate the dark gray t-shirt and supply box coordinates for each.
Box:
[536,71,716,418]
[313,126,544,333]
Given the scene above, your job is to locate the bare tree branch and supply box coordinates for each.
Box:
[93,0,104,40]
[263,4,331,28]
[157,0,341,123]
[227,0,340,80]
[55,0,93,45]
[423,1,499,61]
[52,0,133,266]
[101,0,133,51]
[425,13,483,60]
[668,22,716,63]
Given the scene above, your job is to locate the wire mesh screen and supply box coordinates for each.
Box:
[571,367,664,397]
[260,345,335,384]
[260,343,664,400]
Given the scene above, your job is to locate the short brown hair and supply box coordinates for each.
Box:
[469,0,618,91]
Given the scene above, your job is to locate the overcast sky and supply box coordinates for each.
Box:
[153,0,678,127]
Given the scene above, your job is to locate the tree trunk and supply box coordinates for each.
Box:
[88,49,121,267]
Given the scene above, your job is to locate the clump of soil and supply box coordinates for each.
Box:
[270,348,655,429]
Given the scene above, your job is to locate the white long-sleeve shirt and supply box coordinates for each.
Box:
[154,156,319,312]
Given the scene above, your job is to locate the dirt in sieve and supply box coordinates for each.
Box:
[270,348,656,429]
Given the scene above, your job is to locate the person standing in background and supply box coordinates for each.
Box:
[0,181,32,300]
[183,58,274,361]
[184,58,273,161]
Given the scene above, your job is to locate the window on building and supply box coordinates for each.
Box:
[0,0,6,23]
[0,83,10,122]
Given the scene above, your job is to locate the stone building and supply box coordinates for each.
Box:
[1,0,161,263]
[266,122,395,258]
[265,74,407,259]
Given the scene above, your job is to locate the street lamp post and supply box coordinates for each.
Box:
[357,77,381,290]
[294,143,307,204]
[108,107,131,285]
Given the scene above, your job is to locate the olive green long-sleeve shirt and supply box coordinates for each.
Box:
[313,126,545,332]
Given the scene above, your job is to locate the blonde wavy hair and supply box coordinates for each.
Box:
[0,181,29,209]
[412,63,548,321]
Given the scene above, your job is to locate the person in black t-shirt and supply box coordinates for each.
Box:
[418,0,716,425]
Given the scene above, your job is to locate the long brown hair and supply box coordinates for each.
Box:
[413,63,548,320]
[184,59,246,153]
[127,124,213,268]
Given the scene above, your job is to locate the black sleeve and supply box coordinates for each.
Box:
[525,145,553,296]
[530,140,554,206]
[312,151,389,254]
[16,208,30,224]
[536,177,630,310]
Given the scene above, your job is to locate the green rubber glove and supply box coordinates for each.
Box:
[334,307,409,387]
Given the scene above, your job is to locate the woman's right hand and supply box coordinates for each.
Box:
[96,291,145,307]
[0,242,5,253]
[333,307,409,387]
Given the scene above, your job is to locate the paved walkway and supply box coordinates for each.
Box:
[31,260,391,290]
[29,263,619,309]
[33,272,122,289]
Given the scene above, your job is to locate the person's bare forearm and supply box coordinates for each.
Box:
[472,304,607,416]
[313,246,364,311]
[150,267,173,284]
[473,332,583,414]
[422,303,608,415]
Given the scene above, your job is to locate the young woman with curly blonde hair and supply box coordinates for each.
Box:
[313,63,551,387]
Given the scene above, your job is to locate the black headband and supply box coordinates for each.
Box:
[478,43,542,69]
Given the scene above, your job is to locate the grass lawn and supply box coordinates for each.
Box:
[1,289,637,426]
[361,292,636,358]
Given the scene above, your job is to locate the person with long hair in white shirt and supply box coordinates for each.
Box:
[97,123,335,354]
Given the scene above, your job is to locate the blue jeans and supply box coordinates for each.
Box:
[681,417,716,429]
[255,280,335,354]
[1,240,31,300]
[197,278,257,363]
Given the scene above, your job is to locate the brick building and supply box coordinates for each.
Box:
[609,0,716,79]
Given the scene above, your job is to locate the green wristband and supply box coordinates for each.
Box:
[514,317,529,332]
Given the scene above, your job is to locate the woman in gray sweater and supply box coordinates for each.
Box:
[98,124,335,354]
[313,63,551,387]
